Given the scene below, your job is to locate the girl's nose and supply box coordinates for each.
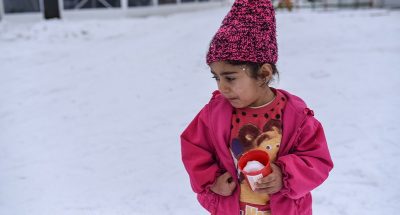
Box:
[218,80,229,93]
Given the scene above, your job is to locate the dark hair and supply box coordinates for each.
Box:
[226,60,279,84]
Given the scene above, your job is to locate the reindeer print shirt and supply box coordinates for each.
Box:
[229,89,287,215]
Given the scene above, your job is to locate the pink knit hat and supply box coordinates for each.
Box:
[206,0,278,65]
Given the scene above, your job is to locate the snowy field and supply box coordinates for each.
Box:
[0,6,399,215]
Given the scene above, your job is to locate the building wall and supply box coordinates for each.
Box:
[2,0,215,13]
[4,0,40,13]
[376,0,400,8]
[2,0,399,14]
[63,0,121,9]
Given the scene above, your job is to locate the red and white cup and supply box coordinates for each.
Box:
[238,149,272,191]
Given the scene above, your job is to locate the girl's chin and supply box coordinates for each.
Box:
[229,100,247,109]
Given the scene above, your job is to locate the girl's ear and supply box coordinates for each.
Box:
[258,63,273,85]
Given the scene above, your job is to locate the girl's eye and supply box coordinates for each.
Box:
[266,145,272,150]
[225,77,236,82]
[211,76,235,82]
[212,76,220,81]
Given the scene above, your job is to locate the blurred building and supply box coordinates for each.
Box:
[373,0,400,8]
[2,0,216,13]
[4,0,40,13]
[323,0,399,8]
[295,0,400,8]
[1,0,399,14]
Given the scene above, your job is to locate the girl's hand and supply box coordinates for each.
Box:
[210,171,236,196]
[254,163,283,194]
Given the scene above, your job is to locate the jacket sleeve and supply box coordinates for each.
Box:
[276,117,333,199]
[181,105,221,194]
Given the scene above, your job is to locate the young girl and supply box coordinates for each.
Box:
[180,0,333,214]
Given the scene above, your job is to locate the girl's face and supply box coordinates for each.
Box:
[210,61,271,108]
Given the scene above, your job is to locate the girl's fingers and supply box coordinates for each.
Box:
[228,181,236,192]
[218,171,237,196]
[220,179,236,196]
[253,163,283,193]
[255,180,275,189]
[227,173,236,192]
[257,174,275,184]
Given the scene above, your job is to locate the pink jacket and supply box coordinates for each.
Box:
[181,89,333,215]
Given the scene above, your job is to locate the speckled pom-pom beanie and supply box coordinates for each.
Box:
[206,0,278,65]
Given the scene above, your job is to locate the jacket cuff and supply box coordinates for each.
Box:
[275,159,291,196]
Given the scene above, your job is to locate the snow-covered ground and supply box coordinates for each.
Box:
[1,6,399,215]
